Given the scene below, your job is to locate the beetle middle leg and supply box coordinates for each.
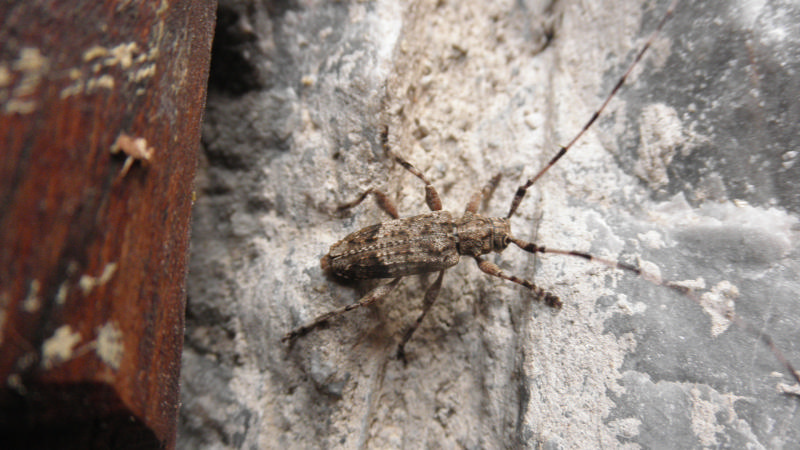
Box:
[335,150,444,218]
[335,187,399,219]
[387,155,444,361]
[391,154,442,212]
[396,174,502,362]
[396,269,444,363]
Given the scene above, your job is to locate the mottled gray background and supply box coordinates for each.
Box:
[179,0,800,448]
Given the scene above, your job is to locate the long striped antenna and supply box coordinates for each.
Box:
[507,237,800,388]
[503,0,800,390]
[507,0,679,219]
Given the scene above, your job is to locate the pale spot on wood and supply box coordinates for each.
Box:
[41,325,82,369]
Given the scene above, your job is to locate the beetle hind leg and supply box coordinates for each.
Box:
[282,277,403,343]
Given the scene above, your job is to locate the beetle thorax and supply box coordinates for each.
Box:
[454,212,510,257]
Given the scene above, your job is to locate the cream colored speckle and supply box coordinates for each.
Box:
[83,45,109,62]
[95,321,124,370]
[2,47,48,114]
[55,281,69,305]
[60,81,84,99]
[131,64,156,82]
[7,373,25,394]
[4,99,36,114]
[41,325,82,369]
[87,74,115,91]
[672,277,706,291]
[106,42,140,69]
[14,48,47,72]
[779,381,800,395]
[12,48,47,97]
[22,279,41,313]
[79,262,118,295]
[0,65,10,87]
[111,134,155,177]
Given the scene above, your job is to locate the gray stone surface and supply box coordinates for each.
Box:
[179,0,800,448]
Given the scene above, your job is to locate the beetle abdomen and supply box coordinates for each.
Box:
[322,211,460,279]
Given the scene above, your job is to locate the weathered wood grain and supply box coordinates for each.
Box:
[0,1,216,448]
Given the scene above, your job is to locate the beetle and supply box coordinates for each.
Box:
[281,0,800,388]
[282,0,678,356]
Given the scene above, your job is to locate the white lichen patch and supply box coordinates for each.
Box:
[689,386,724,447]
[700,281,738,337]
[615,294,648,315]
[95,321,124,370]
[637,230,665,249]
[634,103,687,189]
[41,325,82,369]
[690,388,751,448]
[79,262,118,295]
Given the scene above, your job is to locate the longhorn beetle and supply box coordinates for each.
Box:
[281,0,800,388]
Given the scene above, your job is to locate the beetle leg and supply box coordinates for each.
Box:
[335,188,399,219]
[282,277,403,343]
[396,270,446,364]
[473,257,562,308]
[465,173,502,214]
[392,155,442,212]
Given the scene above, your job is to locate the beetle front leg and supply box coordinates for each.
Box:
[465,173,501,214]
[473,257,562,308]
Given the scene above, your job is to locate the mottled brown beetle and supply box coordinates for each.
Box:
[282,151,568,361]
[281,0,800,386]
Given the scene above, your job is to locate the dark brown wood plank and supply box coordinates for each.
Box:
[0,1,216,448]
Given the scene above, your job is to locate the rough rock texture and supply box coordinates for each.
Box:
[179,0,800,448]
